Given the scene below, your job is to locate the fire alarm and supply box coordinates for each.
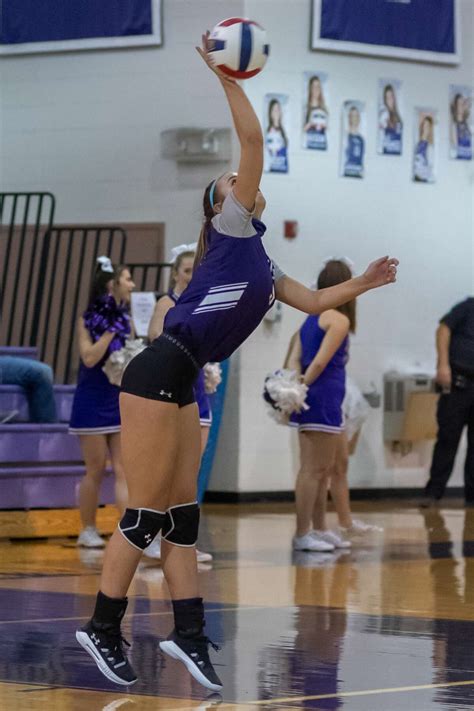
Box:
[284,220,298,239]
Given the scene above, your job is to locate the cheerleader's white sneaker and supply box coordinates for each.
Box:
[77,526,105,548]
[143,535,162,559]
[144,534,213,563]
[196,549,213,563]
[293,532,334,552]
[339,518,383,536]
[313,529,352,549]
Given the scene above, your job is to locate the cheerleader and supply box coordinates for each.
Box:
[288,260,379,553]
[144,245,213,563]
[69,257,135,548]
[75,33,398,692]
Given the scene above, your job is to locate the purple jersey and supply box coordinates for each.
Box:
[164,193,279,365]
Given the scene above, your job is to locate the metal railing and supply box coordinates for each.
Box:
[0,197,171,383]
[0,192,56,347]
[41,226,127,383]
[128,261,172,294]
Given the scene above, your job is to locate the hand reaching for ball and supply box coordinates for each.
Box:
[196,32,237,84]
[361,256,399,289]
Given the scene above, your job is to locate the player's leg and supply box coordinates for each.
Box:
[159,402,222,691]
[107,431,128,516]
[76,393,180,686]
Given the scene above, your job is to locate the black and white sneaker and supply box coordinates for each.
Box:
[76,621,137,686]
[159,630,223,691]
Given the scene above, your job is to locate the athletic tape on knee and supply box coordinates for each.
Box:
[118,507,165,551]
[162,502,200,547]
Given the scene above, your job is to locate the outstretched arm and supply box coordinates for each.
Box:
[276,256,398,315]
[196,34,263,211]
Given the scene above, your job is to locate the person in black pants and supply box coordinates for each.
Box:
[423,298,474,506]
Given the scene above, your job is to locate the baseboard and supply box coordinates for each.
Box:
[0,505,119,539]
[203,487,465,504]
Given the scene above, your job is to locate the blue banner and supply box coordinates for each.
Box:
[313,0,458,64]
[0,0,161,54]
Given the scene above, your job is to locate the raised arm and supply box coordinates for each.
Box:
[147,295,174,342]
[196,34,263,211]
[77,318,115,369]
[276,256,398,315]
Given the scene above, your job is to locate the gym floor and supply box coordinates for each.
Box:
[0,502,473,710]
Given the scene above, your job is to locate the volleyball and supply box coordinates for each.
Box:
[207,18,269,80]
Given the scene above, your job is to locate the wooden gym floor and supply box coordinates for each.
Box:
[0,501,473,710]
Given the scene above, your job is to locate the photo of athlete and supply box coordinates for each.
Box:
[377,80,403,155]
[413,109,436,183]
[341,101,366,178]
[450,86,472,160]
[303,73,329,151]
[264,94,289,173]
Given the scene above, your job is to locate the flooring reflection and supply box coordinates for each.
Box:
[0,503,473,710]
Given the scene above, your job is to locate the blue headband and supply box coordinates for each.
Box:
[209,179,217,209]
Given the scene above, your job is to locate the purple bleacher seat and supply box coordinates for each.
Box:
[0,385,75,422]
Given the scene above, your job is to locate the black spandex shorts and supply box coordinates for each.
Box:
[121,332,200,407]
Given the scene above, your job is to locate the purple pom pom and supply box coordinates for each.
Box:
[83,295,131,355]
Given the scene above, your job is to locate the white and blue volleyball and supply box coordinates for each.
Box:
[208,18,269,80]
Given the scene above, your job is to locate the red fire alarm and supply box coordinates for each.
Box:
[284,220,298,239]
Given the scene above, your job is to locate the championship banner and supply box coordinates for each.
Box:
[0,0,162,55]
[312,0,460,65]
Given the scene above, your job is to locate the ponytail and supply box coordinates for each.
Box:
[88,259,127,307]
[194,179,216,270]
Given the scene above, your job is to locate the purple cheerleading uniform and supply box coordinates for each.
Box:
[69,296,130,435]
[290,315,348,433]
[168,290,212,427]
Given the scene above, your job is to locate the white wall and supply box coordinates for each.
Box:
[211,0,474,492]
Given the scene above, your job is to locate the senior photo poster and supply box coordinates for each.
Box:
[449,85,472,160]
[377,79,403,156]
[264,93,290,174]
[340,100,366,178]
[302,72,329,151]
[413,108,438,183]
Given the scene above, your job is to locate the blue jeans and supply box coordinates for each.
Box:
[0,356,58,423]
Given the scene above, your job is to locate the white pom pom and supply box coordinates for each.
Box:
[103,339,146,386]
[263,369,309,425]
[203,362,222,394]
[343,377,370,440]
